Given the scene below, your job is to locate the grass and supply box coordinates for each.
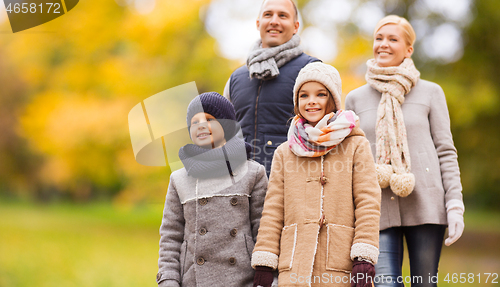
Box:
[0,201,499,287]
[0,201,164,287]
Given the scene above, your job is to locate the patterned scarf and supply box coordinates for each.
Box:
[247,34,303,80]
[365,58,420,196]
[287,110,358,158]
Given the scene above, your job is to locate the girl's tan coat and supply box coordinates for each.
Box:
[252,127,381,286]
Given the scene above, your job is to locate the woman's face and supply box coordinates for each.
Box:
[298,81,334,127]
[190,113,226,149]
[373,24,413,67]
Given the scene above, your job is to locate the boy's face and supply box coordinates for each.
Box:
[190,113,226,149]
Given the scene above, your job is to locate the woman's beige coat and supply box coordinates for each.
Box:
[346,80,463,230]
[251,126,381,287]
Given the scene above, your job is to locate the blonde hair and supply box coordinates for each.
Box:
[374,15,416,46]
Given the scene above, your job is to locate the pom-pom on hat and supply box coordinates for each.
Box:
[293,62,342,113]
[186,92,237,141]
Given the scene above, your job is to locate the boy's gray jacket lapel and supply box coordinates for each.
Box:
[175,162,249,204]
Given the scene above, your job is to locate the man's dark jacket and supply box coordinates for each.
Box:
[229,53,319,175]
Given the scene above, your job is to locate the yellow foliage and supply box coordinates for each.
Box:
[1,0,231,201]
[21,92,132,153]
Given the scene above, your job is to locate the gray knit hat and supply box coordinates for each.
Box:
[293,62,342,112]
[186,92,238,141]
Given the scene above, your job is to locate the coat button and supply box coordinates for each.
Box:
[230,228,237,237]
[197,257,205,265]
[229,257,236,265]
[267,141,272,145]
[230,197,238,206]
[199,227,207,235]
[199,198,208,205]
[426,168,430,172]
[391,196,395,200]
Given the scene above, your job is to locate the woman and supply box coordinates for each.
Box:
[345,15,465,287]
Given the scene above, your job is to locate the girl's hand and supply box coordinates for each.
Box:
[253,266,274,287]
[351,258,375,287]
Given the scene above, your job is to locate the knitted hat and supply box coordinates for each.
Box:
[293,62,342,113]
[186,92,238,141]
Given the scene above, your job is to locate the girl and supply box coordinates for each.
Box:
[157,92,268,287]
[345,15,465,287]
[252,62,381,287]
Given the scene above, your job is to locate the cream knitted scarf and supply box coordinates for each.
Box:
[247,34,303,80]
[366,58,420,197]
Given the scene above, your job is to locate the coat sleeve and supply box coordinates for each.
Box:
[251,146,285,270]
[428,84,464,210]
[345,91,355,111]
[249,163,269,241]
[223,78,231,101]
[350,137,381,264]
[157,176,185,285]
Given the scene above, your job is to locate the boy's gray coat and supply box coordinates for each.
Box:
[157,160,268,287]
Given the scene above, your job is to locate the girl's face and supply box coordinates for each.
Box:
[373,24,413,67]
[190,113,226,149]
[298,81,334,126]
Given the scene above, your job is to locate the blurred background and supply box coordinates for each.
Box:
[0,0,499,286]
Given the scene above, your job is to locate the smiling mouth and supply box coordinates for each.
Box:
[268,29,281,34]
[378,51,391,55]
[197,132,211,139]
[306,108,321,112]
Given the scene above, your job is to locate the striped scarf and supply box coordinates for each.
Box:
[287,110,358,158]
[366,58,420,197]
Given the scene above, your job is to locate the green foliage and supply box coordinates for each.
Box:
[430,0,500,209]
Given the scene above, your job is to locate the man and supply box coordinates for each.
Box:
[223,0,320,175]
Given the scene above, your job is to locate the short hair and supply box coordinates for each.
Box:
[259,0,298,22]
[374,15,416,46]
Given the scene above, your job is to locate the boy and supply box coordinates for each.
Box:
[157,92,268,287]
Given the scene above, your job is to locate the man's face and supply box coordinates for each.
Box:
[256,0,299,48]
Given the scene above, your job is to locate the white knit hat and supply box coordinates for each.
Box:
[293,62,342,112]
